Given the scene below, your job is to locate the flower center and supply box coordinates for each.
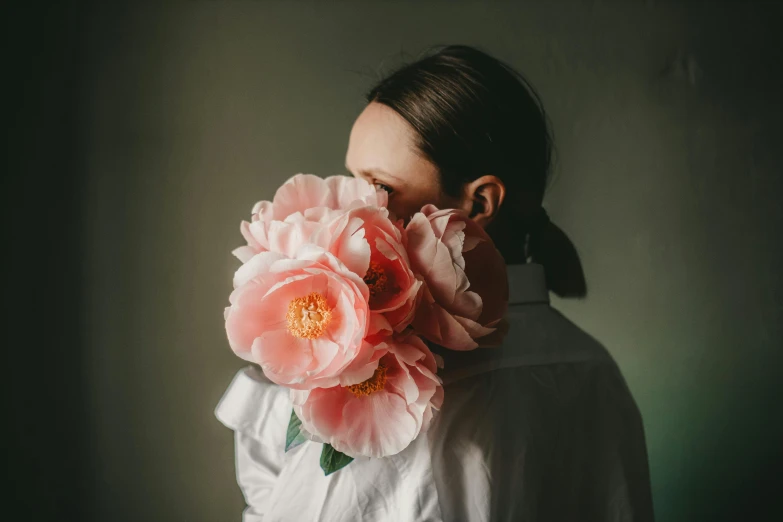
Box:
[286,292,332,339]
[363,262,388,298]
[347,362,388,397]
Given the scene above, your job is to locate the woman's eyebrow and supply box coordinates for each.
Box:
[348,166,401,181]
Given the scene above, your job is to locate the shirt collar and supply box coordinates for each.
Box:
[507,263,549,305]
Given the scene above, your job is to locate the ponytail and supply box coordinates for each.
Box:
[489,206,587,299]
[528,216,587,298]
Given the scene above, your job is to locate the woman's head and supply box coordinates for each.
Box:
[346,44,551,248]
[346,44,586,297]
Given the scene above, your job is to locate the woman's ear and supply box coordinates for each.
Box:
[464,175,506,228]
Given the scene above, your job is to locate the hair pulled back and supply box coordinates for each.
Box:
[366,44,586,297]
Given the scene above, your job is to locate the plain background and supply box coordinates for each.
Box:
[6,1,782,521]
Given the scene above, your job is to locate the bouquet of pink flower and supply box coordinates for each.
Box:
[224,174,508,474]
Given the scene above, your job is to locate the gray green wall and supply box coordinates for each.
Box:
[78,2,782,521]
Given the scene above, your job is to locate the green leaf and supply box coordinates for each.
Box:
[285,409,308,452]
[320,444,354,475]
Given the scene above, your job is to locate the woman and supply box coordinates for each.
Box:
[216,44,654,521]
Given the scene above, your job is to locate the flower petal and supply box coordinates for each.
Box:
[233,251,288,288]
[338,391,417,458]
[252,329,314,384]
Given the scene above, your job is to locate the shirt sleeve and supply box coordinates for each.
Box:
[215,366,292,521]
[429,361,654,522]
[576,360,655,522]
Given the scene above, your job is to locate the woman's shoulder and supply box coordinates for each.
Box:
[214,365,292,440]
[433,352,642,447]
[427,359,652,521]
[433,302,617,387]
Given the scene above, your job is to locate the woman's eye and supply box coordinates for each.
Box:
[374,182,393,194]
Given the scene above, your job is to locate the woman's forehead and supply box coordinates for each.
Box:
[346,103,417,172]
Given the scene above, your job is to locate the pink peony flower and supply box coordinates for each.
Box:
[320,205,421,331]
[235,181,420,331]
[224,245,373,389]
[405,205,509,350]
[232,174,388,263]
[291,334,444,458]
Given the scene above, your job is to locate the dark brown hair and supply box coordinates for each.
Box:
[365,44,586,297]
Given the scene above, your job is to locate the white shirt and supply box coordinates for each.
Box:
[215,263,655,521]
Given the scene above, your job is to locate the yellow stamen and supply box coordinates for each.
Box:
[347,362,388,397]
[363,262,388,298]
[286,292,332,339]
